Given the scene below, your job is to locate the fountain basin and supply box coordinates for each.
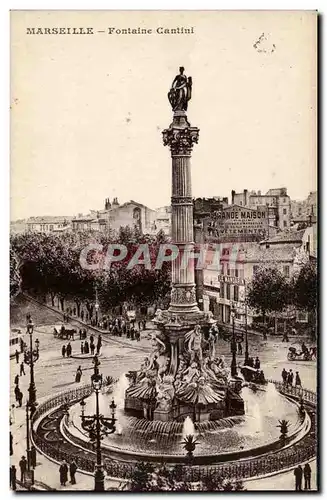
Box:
[64,382,309,465]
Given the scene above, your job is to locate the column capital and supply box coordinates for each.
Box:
[162,126,199,156]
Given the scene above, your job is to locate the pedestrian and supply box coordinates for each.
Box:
[81,310,84,322]
[75,366,82,383]
[30,445,37,468]
[15,350,19,364]
[237,342,242,355]
[79,329,82,340]
[66,343,72,357]
[14,385,20,402]
[96,335,102,354]
[294,464,303,491]
[69,460,77,485]
[303,462,311,490]
[81,342,84,354]
[135,329,140,342]
[281,368,288,384]
[138,320,142,331]
[90,342,95,356]
[14,373,19,386]
[130,328,135,341]
[20,338,24,353]
[83,328,87,339]
[62,345,66,358]
[17,389,23,407]
[59,460,68,486]
[19,455,27,483]
[10,465,17,491]
[288,369,294,386]
[90,334,94,344]
[254,357,260,369]
[295,371,302,387]
[84,340,89,354]
[20,362,25,376]
[282,330,289,342]
[142,319,147,330]
[10,431,13,456]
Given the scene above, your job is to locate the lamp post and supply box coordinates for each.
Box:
[80,357,116,491]
[25,320,39,412]
[25,402,34,487]
[230,304,237,377]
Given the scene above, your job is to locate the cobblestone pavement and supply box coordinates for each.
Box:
[9,296,317,491]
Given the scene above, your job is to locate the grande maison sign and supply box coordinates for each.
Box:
[207,205,268,238]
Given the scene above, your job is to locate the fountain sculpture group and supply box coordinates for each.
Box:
[124,67,245,423]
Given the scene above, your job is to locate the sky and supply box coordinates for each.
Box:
[10,10,317,220]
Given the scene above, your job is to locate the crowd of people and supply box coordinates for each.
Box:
[294,463,312,491]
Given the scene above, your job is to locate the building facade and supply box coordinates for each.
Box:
[231,187,291,230]
[26,216,72,233]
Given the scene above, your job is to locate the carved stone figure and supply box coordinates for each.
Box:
[168,67,192,112]
[185,324,203,364]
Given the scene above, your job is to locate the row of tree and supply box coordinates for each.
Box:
[10,227,171,316]
[247,263,317,327]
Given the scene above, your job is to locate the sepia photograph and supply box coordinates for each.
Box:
[9,10,318,492]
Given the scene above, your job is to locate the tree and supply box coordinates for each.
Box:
[247,267,290,326]
[292,260,317,312]
[291,260,317,336]
[10,248,21,300]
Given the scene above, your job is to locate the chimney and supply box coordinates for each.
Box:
[244,189,248,206]
[231,190,235,204]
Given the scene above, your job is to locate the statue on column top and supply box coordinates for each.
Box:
[168,67,192,112]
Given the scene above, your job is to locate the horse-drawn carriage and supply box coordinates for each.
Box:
[53,325,77,340]
[287,346,317,361]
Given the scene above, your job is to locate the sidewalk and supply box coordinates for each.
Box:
[10,357,123,492]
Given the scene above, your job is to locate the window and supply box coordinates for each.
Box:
[226,285,230,300]
[283,265,290,278]
[283,208,287,215]
[235,268,239,278]
[239,268,244,278]
[227,266,230,276]
[283,220,287,227]
[234,285,239,302]
[220,284,225,299]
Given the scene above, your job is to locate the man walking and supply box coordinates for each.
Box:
[15,350,20,364]
[66,343,72,358]
[281,368,288,385]
[69,460,77,485]
[59,460,68,486]
[294,464,303,491]
[20,362,25,376]
[19,455,27,483]
[62,345,66,358]
[304,462,311,490]
[10,465,17,491]
[14,373,19,386]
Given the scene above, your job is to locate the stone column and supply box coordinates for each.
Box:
[162,110,200,315]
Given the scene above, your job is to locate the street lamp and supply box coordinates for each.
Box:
[25,402,34,487]
[230,304,237,377]
[80,356,116,491]
[24,320,39,412]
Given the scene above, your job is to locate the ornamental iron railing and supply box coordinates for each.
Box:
[31,380,317,482]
